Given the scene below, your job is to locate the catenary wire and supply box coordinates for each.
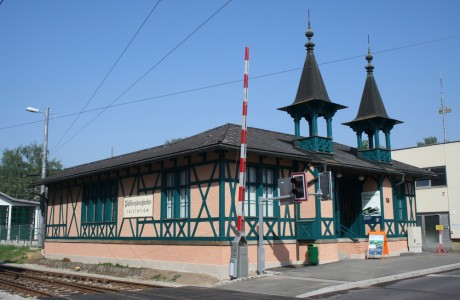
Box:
[52,0,233,155]
[52,0,163,152]
[1,33,459,132]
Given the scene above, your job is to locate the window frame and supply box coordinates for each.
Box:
[163,168,190,220]
[415,166,447,189]
[243,166,277,218]
[82,181,117,224]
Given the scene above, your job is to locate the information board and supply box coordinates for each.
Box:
[367,231,388,259]
[362,191,381,224]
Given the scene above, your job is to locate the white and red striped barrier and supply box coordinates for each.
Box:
[237,47,249,235]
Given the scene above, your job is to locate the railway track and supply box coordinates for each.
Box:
[0,265,165,298]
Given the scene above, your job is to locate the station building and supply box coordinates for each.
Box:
[39,23,431,278]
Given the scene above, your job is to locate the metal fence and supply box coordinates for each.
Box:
[0,225,41,247]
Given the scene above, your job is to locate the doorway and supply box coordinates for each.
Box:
[337,177,363,237]
[418,213,452,251]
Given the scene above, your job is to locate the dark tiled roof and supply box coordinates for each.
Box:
[278,28,346,114]
[293,49,331,104]
[40,123,431,185]
[344,49,401,126]
[354,73,389,121]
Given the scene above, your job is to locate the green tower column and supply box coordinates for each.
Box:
[385,131,391,150]
[357,131,363,149]
[374,128,380,148]
[312,114,318,136]
[294,116,301,137]
[326,117,333,138]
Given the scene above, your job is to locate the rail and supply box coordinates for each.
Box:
[336,224,360,242]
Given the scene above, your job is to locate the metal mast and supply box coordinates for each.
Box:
[438,77,451,143]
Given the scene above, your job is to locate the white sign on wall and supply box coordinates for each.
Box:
[123,194,154,218]
[362,191,381,217]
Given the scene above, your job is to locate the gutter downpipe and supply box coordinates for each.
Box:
[396,173,405,187]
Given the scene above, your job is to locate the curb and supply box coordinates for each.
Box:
[295,263,460,298]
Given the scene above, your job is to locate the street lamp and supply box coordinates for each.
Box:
[26,106,49,248]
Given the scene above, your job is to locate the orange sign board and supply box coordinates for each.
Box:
[367,230,389,259]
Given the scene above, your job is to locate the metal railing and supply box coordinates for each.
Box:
[336,224,360,242]
[0,225,41,246]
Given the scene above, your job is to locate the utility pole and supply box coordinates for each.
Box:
[39,107,49,248]
[26,106,49,248]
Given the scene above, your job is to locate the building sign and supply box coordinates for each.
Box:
[123,195,154,218]
[367,231,388,258]
[362,191,381,224]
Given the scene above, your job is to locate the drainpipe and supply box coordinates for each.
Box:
[396,174,405,187]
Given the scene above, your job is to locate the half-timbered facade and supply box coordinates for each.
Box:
[39,22,431,279]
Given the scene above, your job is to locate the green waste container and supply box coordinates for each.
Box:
[308,244,318,265]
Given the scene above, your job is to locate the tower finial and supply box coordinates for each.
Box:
[305,9,315,50]
[365,34,374,74]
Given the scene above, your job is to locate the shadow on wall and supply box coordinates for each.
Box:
[266,235,293,266]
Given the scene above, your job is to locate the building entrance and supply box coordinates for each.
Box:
[337,177,363,238]
[418,213,452,251]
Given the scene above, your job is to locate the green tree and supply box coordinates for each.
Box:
[164,138,184,145]
[417,136,438,147]
[0,143,63,200]
[361,139,370,150]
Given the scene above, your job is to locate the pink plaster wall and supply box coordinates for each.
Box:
[321,200,333,218]
[383,177,394,220]
[363,178,378,192]
[45,242,230,265]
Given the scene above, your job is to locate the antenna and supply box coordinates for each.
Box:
[438,76,452,143]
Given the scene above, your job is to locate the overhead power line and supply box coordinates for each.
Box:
[2,32,459,132]
[52,0,163,152]
[52,0,234,155]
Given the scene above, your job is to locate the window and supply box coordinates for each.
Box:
[244,167,276,218]
[164,169,189,219]
[179,170,189,218]
[262,168,275,217]
[82,181,117,223]
[415,166,447,188]
[244,167,257,217]
[0,206,8,226]
[11,206,34,225]
[166,172,174,219]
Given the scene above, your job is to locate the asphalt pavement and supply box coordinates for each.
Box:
[4,251,460,299]
[216,251,460,298]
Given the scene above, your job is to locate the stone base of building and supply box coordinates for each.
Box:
[43,238,409,280]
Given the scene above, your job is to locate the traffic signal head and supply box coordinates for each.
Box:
[291,172,307,201]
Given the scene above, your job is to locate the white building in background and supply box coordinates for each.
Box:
[393,141,460,251]
[0,192,40,244]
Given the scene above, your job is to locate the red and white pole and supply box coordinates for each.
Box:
[435,229,447,253]
[237,47,249,235]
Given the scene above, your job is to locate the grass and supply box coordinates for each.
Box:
[0,245,39,264]
[98,262,130,268]
[151,273,181,282]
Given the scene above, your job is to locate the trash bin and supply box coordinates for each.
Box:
[308,244,319,265]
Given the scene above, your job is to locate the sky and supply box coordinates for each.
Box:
[1,0,459,169]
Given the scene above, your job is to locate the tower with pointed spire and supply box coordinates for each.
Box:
[343,38,402,163]
[278,13,346,154]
